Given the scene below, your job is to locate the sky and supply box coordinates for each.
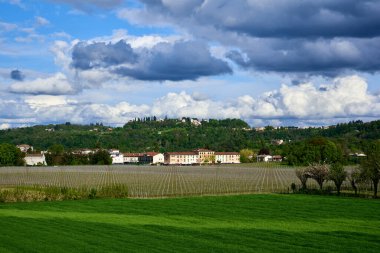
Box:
[1,0,380,129]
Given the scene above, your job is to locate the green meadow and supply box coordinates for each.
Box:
[0,194,379,253]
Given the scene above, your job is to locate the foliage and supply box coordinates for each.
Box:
[360,140,380,198]
[284,137,343,166]
[0,119,379,166]
[306,163,329,190]
[0,143,24,166]
[239,149,254,163]
[90,150,112,165]
[348,167,361,195]
[328,163,347,195]
[295,168,309,190]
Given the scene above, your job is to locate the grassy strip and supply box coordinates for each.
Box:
[0,184,128,203]
[0,194,379,252]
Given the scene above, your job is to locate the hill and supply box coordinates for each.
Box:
[0,118,379,155]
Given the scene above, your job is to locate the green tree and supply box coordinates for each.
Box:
[306,163,329,190]
[328,163,347,195]
[0,143,24,166]
[295,168,309,190]
[90,150,112,165]
[348,167,361,195]
[360,141,380,198]
[46,144,65,165]
[240,149,254,163]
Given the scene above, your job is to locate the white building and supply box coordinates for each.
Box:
[215,152,240,164]
[24,153,46,166]
[139,152,164,164]
[256,155,273,162]
[17,144,33,153]
[109,149,124,164]
[164,152,199,165]
[123,153,143,163]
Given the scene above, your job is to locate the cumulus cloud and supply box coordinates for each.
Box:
[10,69,25,81]
[9,73,76,95]
[1,75,379,127]
[71,40,137,70]
[71,40,232,81]
[151,75,380,122]
[119,0,380,76]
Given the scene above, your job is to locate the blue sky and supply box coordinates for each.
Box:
[1,0,380,128]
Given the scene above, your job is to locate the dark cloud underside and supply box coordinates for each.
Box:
[71,40,232,81]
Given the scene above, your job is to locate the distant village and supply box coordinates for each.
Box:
[17,144,241,166]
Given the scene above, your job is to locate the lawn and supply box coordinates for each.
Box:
[0,194,379,252]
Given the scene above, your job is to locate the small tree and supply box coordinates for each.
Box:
[348,167,361,195]
[240,149,254,163]
[328,163,347,195]
[306,163,329,190]
[295,168,309,190]
[360,141,380,198]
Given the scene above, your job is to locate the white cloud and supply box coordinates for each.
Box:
[9,73,76,95]
[0,123,11,130]
[0,21,18,32]
[35,16,50,26]
[1,75,380,127]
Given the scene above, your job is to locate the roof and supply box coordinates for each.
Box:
[145,152,160,157]
[123,153,144,157]
[165,152,198,155]
[17,144,31,147]
[215,152,240,155]
[194,148,214,152]
[25,154,44,158]
[256,154,272,157]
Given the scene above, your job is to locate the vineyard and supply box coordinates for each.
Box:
[0,164,368,199]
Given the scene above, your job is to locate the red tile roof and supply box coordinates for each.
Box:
[215,152,240,155]
[165,152,198,155]
[123,153,144,157]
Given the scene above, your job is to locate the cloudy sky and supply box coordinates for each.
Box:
[1,0,380,128]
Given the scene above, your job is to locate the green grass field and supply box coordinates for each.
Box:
[0,194,379,252]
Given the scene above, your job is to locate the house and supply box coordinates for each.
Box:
[108,149,124,164]
[271,139,284,145]
[123,153,144,163]
[24,153,46,166]
[72,149,95,155]
[190,118,202,126]
[215,152,240,164]
[139,152,164,165]
[257,155,273,162]
[164,152,199,165]
[17,144,33,153]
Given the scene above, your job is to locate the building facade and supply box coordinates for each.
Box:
[164,149,240,165]
[24,153,46,166]
[215,152,240,164]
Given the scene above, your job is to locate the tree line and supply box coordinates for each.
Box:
[294,140,380,198]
